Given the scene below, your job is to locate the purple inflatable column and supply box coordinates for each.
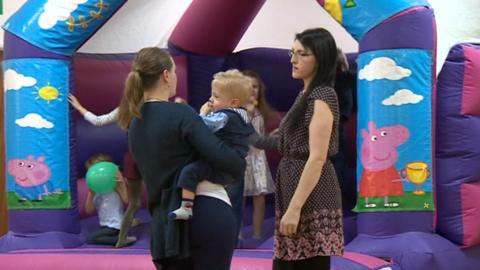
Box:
[354,7,437,235]
[1,0,126,251]
[169,0,266,56]
[168,0,266,109]
[317,0,436,235]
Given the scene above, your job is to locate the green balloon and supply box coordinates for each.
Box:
[86,161,119,194]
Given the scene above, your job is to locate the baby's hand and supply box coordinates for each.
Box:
[200,101,212,115]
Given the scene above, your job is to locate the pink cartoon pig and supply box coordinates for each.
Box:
[359,121,409,208]
[7,155,58,201]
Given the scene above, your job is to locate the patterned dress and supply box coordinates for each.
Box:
[244,109,275,196]
[274,86,344,261]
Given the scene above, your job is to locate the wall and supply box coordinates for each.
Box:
[235,0,358,52]
[81,0,358,53]
[428,0,480,73]
[0,0,27,48]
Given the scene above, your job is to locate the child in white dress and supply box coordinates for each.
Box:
[242,70,277,239]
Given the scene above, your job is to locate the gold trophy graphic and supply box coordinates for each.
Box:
[401,161,429,195]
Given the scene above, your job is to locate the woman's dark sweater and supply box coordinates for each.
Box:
[128,101,246,259]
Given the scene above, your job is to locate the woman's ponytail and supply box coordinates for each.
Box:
[117,47,173,130]
[117,70,144,130]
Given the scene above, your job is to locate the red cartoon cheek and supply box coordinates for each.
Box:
[33,170,46,180]
[362,147,370,159]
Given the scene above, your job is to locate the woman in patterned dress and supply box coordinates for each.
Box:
[273,28,344,270]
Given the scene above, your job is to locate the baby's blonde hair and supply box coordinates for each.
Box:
[212,69,251,107]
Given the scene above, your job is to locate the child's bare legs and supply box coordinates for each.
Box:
[115,179,142,248]
[169,189,195,220]
[252,194,266,239]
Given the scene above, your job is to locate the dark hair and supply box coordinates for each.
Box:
[242,70,278,125]
[336,48,349,73]
[285,28,338,133]
[117,47,173,130]
[85,153,113,170]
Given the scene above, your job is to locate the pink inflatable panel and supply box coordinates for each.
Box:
[0,253,156,270]
[461,45,480,116]
[342,251,390,268]
[230,257,272,270]
[461,181,480,247]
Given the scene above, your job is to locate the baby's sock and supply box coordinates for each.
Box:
[169,199,194,220]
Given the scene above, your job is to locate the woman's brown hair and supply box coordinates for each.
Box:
[117,47,173,130]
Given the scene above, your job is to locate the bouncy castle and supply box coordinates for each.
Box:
[1,0,480,269]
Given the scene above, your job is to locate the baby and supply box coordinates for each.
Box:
[169,69,254,220]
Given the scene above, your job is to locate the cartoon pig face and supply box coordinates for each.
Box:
[360,122,410,171]
[7,156,51,187]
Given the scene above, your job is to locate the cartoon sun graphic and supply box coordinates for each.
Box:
[32,83,63,103]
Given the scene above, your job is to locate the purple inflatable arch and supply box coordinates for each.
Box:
[2,0,128,249]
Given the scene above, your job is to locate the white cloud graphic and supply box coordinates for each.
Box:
[382,89,424,106]
[15,113,54,129]
[359,57,412,81]
[4,69,37,91]
[38,0,88,30]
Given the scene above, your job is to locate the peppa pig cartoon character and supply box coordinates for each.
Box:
[7,155,59,201]
[359,121,409,208]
